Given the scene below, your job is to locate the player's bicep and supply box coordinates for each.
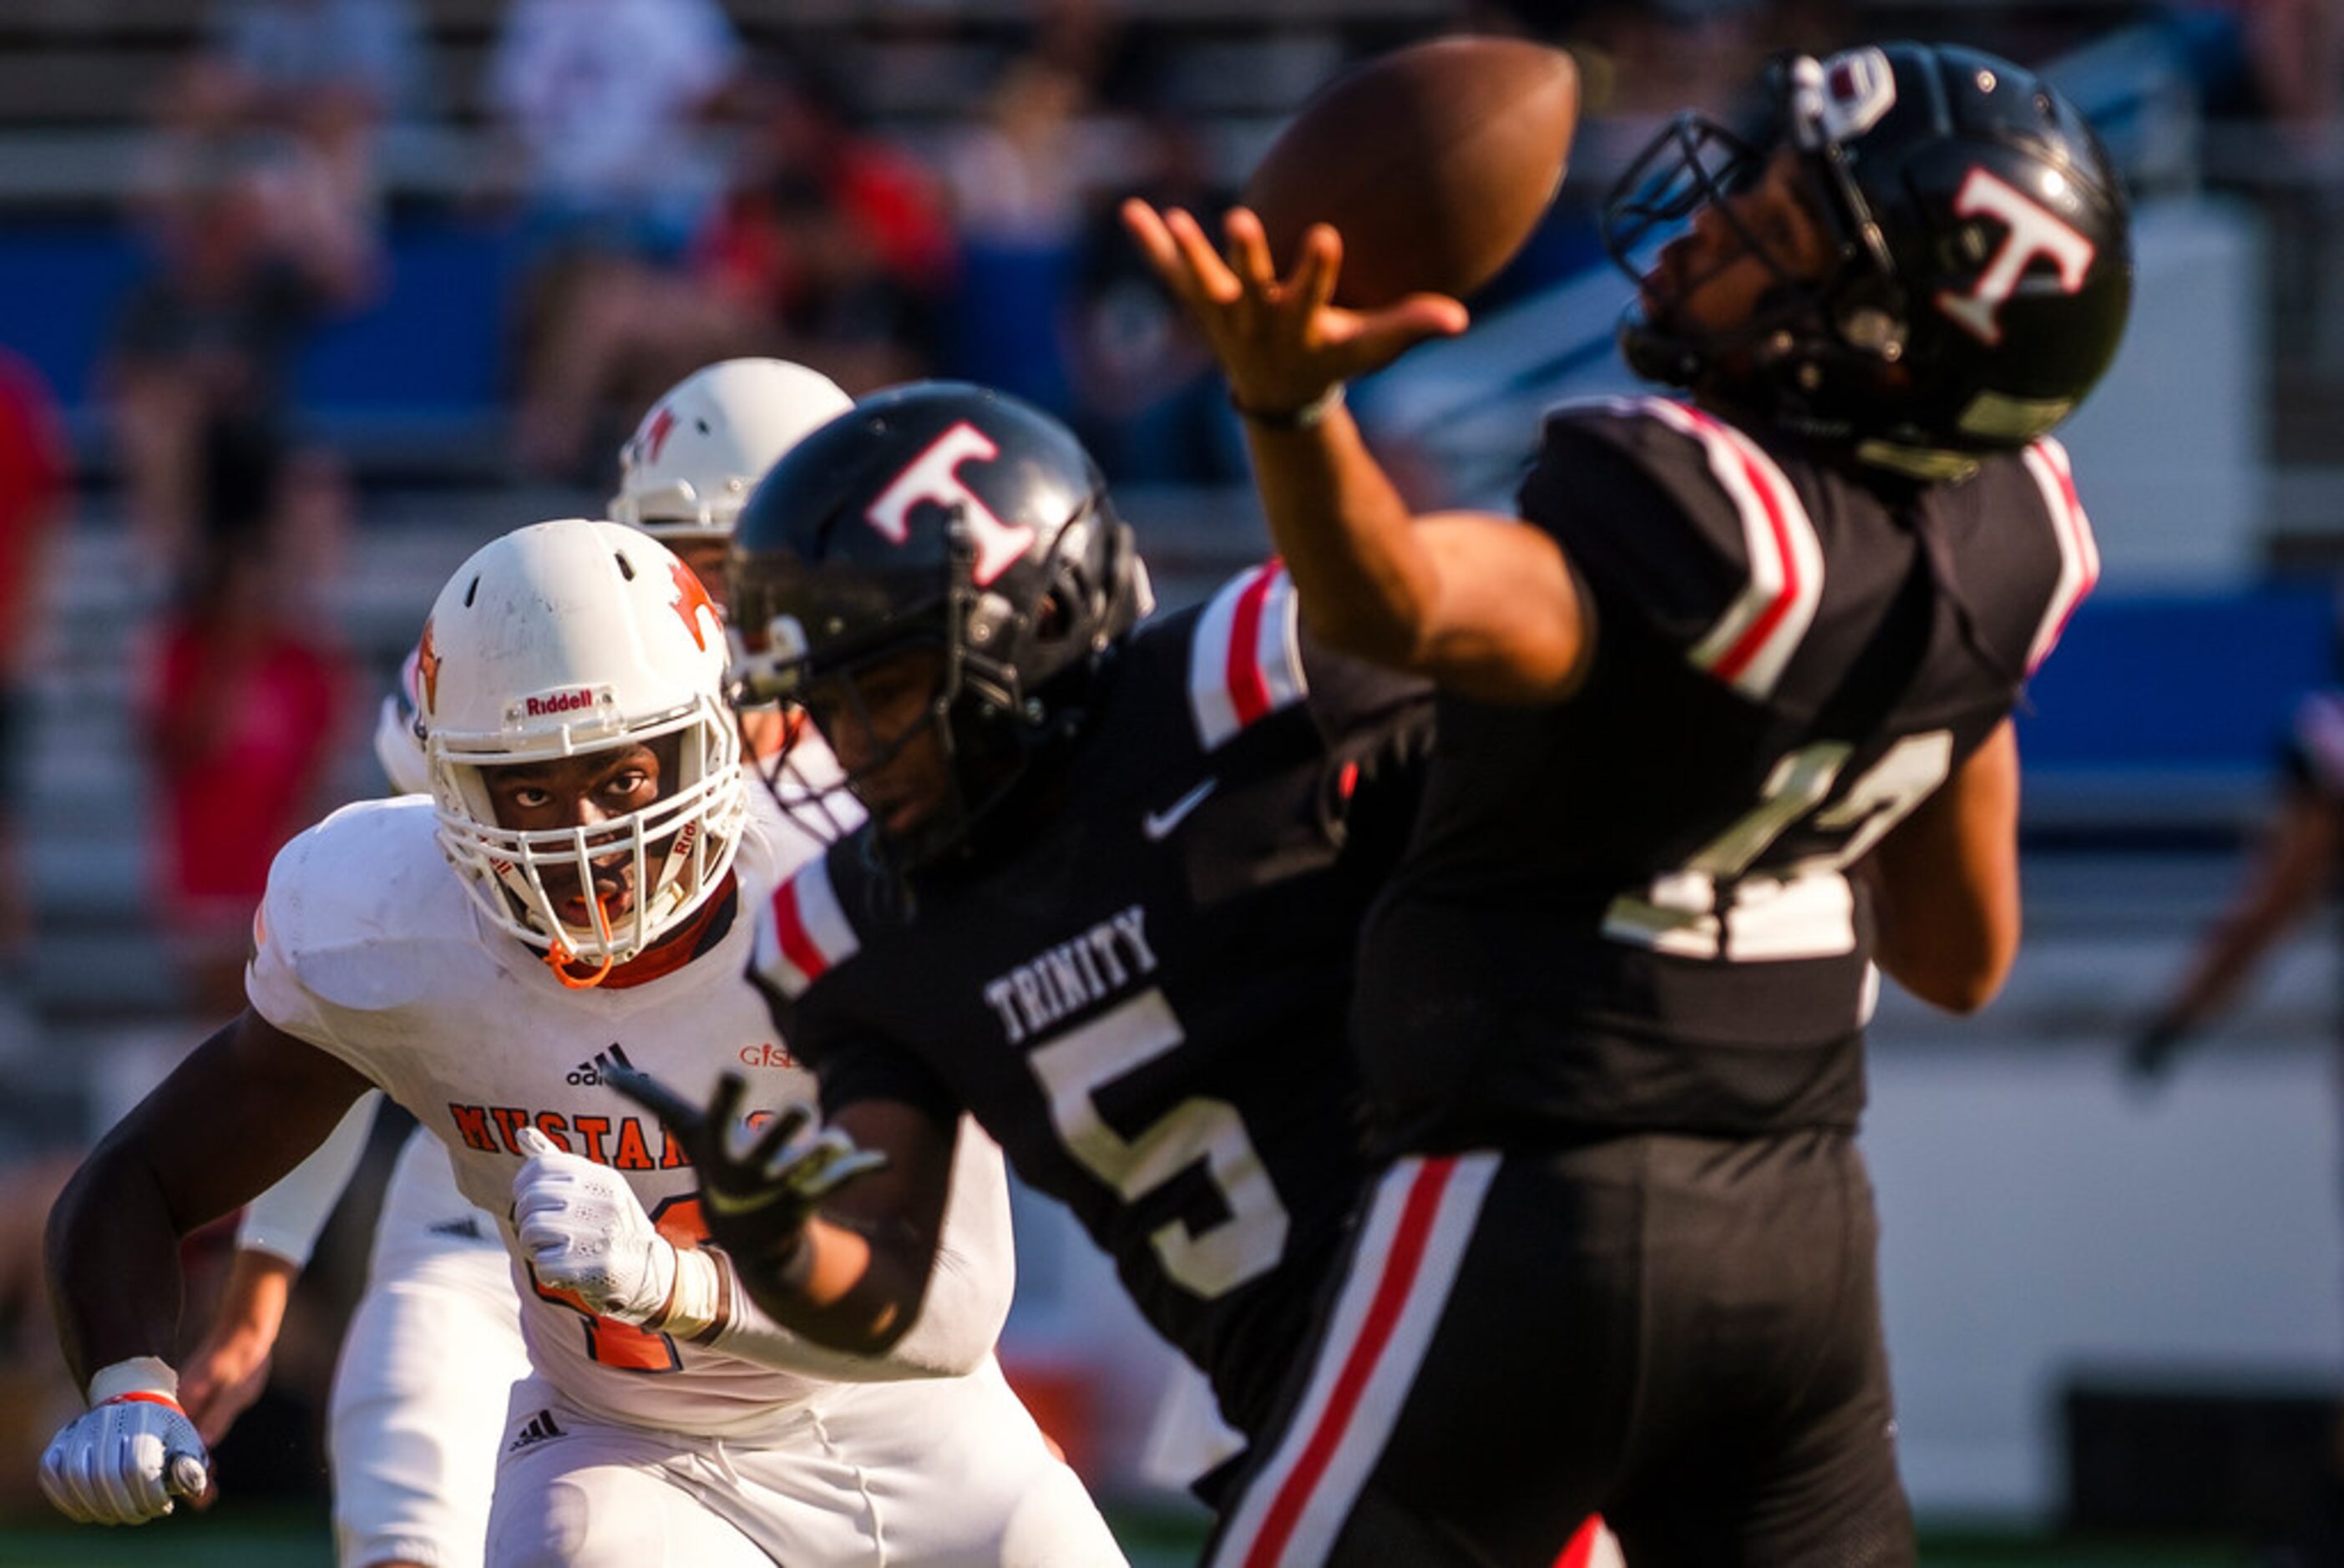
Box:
[89,1009,375,1239]
[1410,511,1592,703]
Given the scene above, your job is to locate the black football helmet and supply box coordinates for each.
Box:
[729,381,1151,868]
[1604,41,2133,465]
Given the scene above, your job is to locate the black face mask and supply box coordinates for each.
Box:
[1602,109,1860,394]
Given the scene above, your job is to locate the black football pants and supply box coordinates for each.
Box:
[1205,1129,1916,1567]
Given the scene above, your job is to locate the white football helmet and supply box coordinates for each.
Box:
[609,358,853,541]
[418,518,747,978]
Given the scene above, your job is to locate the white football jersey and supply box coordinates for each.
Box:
[248,795,1001,1439]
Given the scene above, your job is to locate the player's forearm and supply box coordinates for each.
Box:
[698,1242,992,1382]
[2159,806,2331,1030]
[45,1144,190,1388]
[1242,409,1440,669]
[727,1215,933,1358]
[2164,887,2316,1030]
[208,1249,296,1347]
[871,1121,1014,1376]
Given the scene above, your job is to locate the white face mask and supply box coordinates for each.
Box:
[418,519,747,979]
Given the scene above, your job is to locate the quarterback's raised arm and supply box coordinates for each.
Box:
[1122,200,1587,703]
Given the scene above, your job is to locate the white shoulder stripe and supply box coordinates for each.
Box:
[753,855,858,1002]
[1188,562,1308,751]
[2019,437,2099,674]
[1630,397,1825,701]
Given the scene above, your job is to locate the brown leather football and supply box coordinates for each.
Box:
[1241,36,1582,309]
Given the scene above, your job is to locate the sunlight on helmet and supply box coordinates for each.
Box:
[610,359,853,540]
[418,519,748,973]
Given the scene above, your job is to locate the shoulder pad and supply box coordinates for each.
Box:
[753,848,863,1003]
[2016,437,2100,675]
[259,799,473,1012]
[1185,561,1309,751]
[1542,395,1825,702]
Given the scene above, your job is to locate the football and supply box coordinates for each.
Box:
[1240,35,1581,309]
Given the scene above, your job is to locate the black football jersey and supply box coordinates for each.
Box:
[751,564,1433,1438]
[1357,396,2099,1151]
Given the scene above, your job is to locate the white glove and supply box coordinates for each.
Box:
[513,1126,678,1326]
[40,1358,211,1525]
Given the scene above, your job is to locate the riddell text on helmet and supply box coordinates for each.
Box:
[524,689,597,717]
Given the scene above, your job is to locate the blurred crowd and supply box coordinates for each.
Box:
[0,0,2341,1531]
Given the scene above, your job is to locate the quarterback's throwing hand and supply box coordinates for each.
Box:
[512,1126,677,1325]
[1120,199,1468,422]
[40,1358,211,1525]
[608,1066,886,1264]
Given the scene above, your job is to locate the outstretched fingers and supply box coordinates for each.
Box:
[736,1102,814,1172]
[1122,200,1242,311]
[1294,223,1344,323]
[1352,291,1474,364]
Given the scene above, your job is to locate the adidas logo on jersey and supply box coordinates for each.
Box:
[566,1042,638,1087]
[426,1216,484,1242]
[506,1410,563,1454]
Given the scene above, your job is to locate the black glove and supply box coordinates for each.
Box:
[607,1066,887,1275]
[2124,1014,2191,1086]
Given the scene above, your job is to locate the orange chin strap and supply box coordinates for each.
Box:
[545,894,620,989]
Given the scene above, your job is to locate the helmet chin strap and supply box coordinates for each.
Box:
[545,894,619,989]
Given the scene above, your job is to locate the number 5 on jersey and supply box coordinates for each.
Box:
[1029,989,1288,1298]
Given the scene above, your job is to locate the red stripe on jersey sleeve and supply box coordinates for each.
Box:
[767,877,831,989]
[1703,429,1804,685]
[1225,564,1278,729]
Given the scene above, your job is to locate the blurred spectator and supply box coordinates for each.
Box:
[1067,107,1245,484]
[514,63,958,475]
[2130,687,2344,1073]
[0,357,69,977]
[937,57,1091,414]
[2169,0,2344,128]
[493,0,744,476]
[166,0,420,293]
[200,0,426,125]
[489,0,742,255]
[139,528,349,1022]
[110,135,373,593]
[0,1153,78,1515]
[2130,684,2344,1558]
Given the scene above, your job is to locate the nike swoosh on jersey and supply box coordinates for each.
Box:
[1143,778,1218,840]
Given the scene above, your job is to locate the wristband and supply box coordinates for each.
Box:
[651,1247,725,1341]
[1232,383,1346,431]
[88,1356,180,1407]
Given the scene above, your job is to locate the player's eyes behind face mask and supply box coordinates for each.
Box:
[793,647,956,842]
[420,519,747,978]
